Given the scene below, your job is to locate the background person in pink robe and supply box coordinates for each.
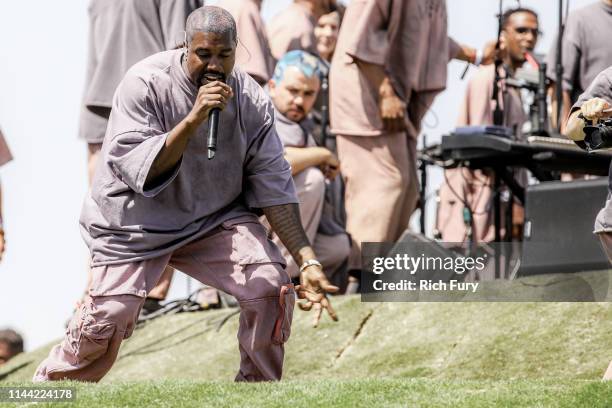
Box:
[216,0,275,85]
[267,0,336,60]
[34,7,338,383]
[436,8,539,245]
[267,51,350,310]
[330,0,497,270]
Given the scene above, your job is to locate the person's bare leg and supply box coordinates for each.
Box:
[87,143,103,186]
[147,266,175,300]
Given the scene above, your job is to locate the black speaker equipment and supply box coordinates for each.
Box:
[518,178,610,276]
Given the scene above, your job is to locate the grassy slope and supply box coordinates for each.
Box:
[3,277,612,406]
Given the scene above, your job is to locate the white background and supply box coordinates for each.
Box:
[0,0,596,350]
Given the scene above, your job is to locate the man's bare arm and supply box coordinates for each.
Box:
[263,203,339,325]
[284,147,338,177]
[353,58,405,132]
[452,40,497,65]
[145,118,198,188]
[263,203,314,265]
[549,86,573,133]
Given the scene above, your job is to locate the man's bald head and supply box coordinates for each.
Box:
[186,6,237,45]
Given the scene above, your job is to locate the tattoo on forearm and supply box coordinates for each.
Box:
[263,203,310,265]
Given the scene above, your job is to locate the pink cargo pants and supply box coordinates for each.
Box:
[33,216,295,382]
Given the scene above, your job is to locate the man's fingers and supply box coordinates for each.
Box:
[321,296,338,321]
[297,287,324,303]
[298,300,313,311]
[312,303,323,328]
[320,281,340,294]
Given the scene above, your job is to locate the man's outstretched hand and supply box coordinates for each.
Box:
[296,265,339,328]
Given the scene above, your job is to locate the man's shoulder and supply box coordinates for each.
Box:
[233,67,271,106]
[125,50,177,82]
[567,2,603,27]
[115,50,179,104]
[593,66,612,85]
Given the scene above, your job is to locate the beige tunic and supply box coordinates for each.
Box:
[267,2,318,60]
[329,0,459,138]
[216,0,275,84]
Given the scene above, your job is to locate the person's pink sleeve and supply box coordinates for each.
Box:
[448,36,461,62]
[343,0,390,66]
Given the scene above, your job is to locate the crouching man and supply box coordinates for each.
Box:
[565,66,612,380]
[33,6,337,383]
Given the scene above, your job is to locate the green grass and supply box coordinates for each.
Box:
[1,379,611,407]
[3,274,612,406]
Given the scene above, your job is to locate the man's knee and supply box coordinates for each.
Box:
[80,295,143,341]
[240,263,291,301]
[297,167,326,200]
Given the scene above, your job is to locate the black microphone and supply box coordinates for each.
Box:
[207,108,220,160]
[203,72,226,160]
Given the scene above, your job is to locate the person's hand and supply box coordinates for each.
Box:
[480,39,502,65]
[379,80,406,133]
[320,150,340,180]
[580,98,612,122]
[187,81,233,125]
[296,264,339,327]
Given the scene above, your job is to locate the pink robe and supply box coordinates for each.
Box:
[329,0,457,265]
[436,65,525,243]
[267,2,318,60]
[216,0,275,84]
[330,0,459,139]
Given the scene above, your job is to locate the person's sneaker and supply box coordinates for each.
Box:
[140,298,164,316]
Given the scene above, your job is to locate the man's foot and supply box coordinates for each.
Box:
[140,297,164,317]
[603,360,612,380]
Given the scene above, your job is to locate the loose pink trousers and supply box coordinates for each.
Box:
[33,216,295,382]
[336,133,419,269]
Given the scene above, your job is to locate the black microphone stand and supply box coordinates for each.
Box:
[492,0,505,127]
[555,0,564,132]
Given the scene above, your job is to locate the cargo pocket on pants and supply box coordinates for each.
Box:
[272,284,295,345]
[67,303,116,364]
